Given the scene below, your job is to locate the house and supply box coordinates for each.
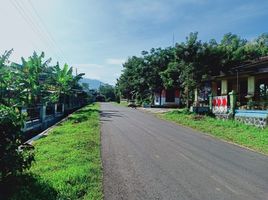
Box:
[211,56,268,110]
[194,56,268,127]
[154,88,180,107]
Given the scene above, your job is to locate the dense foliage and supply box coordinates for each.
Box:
[99,84,116,102]
[0,50,85,107]
[0,105,34,181]
[0,50,86,180]
[116,32,268,106]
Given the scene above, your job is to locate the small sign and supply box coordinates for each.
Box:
[212,96,228,114]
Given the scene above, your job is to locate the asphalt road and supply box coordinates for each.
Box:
[101,103,268,200]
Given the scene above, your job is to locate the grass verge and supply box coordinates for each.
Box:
[160,110,268,155]
[3,103,102,200]
[112,101,128,107]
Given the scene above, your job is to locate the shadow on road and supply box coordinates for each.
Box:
[100,110,122,122]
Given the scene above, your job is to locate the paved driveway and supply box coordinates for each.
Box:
[101,103,268,200]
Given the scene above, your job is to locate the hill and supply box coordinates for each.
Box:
[79,78,104,90]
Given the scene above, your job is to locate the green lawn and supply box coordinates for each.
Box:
[4,104,103,200]
[160,110,268,155]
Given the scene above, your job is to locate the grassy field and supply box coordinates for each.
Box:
[3,104,102,200]
[160,110,268,155]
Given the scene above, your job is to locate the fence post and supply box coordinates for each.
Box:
[40,105,46,129]
[62,104,65,114]
[54,104,57,116]
[229,90,237,115]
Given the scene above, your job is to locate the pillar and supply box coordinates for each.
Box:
[161,89,166,105]
[247,76,255,96]
[40,105,46,122]
[221,80,228,95]
[54,104,57,116]
[229,90,237,115]
[40,105,47,129]
[194,88,198,102]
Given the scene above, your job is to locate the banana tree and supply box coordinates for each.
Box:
[0,49,22,106]
[19,52,52,106]
[52,63,84,106]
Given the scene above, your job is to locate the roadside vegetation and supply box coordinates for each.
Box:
[116,32,268,106]
[113,100,129,107]
[118,101,129,107]
[99,84,116,101]
[161,110,268,154]
[0,50,85,108]
[0,50,88,190]
[1,104,102,200]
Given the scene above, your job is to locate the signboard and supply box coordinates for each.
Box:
[212,96,228,114]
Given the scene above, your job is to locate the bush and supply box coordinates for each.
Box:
[0,105,34,181]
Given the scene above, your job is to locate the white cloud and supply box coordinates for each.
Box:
[106,58,125,65]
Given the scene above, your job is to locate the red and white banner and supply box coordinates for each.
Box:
[212,96,228,114]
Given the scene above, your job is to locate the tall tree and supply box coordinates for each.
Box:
[99,84,116,101]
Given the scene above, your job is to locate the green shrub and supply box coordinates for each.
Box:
[0,105,34,181]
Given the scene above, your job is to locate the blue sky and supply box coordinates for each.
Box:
[0,0,268,84]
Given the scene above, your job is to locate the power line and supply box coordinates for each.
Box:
[9,0,40,51]
[28,0,69,63]
[15,0,64,61]
[10,0,64,62]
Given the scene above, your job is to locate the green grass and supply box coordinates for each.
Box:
[160,110,268,155]
[112,101,128,107]
[3,104,103,200]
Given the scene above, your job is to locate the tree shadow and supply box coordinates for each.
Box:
[0,173,57,200]
[100,110,122,119]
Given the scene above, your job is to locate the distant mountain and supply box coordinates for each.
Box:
[79,78,104,90]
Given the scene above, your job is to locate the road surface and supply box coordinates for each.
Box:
[101,103,268,200]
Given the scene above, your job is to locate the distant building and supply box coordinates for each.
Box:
[154,88,180,107]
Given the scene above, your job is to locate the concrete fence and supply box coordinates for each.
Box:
[22,102,84,133]
[208,91,268,128]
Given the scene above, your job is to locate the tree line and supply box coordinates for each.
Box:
[116,32,268,106]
